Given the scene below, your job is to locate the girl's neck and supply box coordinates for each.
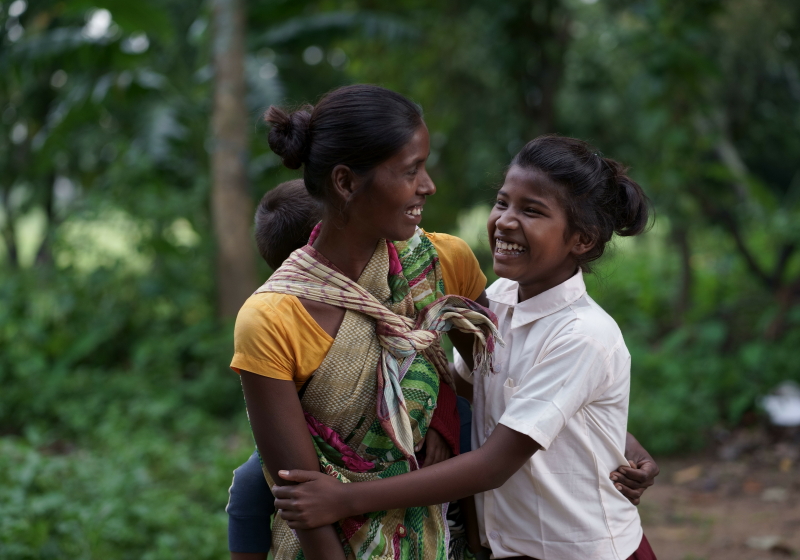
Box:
[311,220,382,282]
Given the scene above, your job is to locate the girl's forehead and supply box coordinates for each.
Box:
[502,166,563,201]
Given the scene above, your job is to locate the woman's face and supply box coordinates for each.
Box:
[487,165,584,300]
[346,125,435,242]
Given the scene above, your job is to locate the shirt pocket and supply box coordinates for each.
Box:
[502,378,520,407]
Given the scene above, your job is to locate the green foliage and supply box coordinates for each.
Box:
[0,265,254,558]
[585,231,800,454]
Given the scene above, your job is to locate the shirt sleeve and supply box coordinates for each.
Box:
[230,296,295,381]
[498,333,614,450]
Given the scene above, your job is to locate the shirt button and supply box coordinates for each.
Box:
[490,531,499,540]
[484,427,491,438]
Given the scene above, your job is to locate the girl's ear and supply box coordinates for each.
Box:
[570,231,596,257]
[330,164,357,204]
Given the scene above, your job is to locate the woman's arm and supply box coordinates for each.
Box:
[274,424,539,530]
[240,371,346,559]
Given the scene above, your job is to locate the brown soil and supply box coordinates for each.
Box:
[641,442,800,560]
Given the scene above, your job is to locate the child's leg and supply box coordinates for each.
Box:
[227,450,274,559]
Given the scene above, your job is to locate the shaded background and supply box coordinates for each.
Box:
[1,0,798,557]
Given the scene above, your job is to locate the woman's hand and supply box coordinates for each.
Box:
[611,432,660,505]
[274,470,351,530]
[417,428,452,467]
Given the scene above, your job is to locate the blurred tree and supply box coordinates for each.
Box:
[211,0,256,317]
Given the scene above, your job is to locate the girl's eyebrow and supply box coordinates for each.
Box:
[497,189,552,210]
[521,196,551,210]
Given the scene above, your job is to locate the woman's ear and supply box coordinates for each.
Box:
[330,164,357,204]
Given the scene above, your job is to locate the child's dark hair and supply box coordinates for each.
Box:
[511,135,650,272]
[254,179,322,270]
[264,84,424,202]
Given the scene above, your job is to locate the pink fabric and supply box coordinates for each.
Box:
[308,222,321,245]
[303,412,376,472]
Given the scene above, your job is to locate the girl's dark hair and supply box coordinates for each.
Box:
[254,179,322,270]
[511,135,651,272]
[264,85,424,201]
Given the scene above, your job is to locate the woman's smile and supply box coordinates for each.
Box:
[405,205,424,218]
[353,125,434,241]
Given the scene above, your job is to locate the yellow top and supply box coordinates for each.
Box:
[230,232,486,389]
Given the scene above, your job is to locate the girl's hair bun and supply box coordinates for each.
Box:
[602,158,650,237]
[264,105,312,170]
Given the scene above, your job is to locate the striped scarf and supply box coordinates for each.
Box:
[263,231,500,466]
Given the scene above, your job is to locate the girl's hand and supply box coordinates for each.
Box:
[611,459,658,505]
[416,427,452,467]
[611,432,660,505]
[274,470,350,529]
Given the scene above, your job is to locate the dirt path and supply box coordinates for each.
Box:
[641,450,800,560]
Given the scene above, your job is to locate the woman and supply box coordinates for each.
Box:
[231,85,498,560]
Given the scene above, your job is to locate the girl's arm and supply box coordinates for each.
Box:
[273,423,539,530]
[240,371,347,559]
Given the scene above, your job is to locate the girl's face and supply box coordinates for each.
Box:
[488,165,588,301]
[344,125,435,242]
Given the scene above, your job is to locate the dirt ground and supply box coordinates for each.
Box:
[640,434,800,560]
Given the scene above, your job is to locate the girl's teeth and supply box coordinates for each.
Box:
[495,240,526,254]
[405,207,422,216]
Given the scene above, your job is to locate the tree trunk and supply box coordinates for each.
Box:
[211,0,257,318]
[672,225,692,324]
[0,185,19,269]
[506,0,572,138]
[35,173,56,266]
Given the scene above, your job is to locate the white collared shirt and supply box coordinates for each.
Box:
[454,271,642,560]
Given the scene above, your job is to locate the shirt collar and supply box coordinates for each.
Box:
[487,270,587,330]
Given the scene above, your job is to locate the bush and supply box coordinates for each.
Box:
[0,266,253,558]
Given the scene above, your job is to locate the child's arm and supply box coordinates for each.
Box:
[273,423,539,530]
[240,372,347,559]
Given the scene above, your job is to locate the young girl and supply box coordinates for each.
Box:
[273,135,657,559]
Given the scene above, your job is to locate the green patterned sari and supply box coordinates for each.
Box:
[256,229,498,560]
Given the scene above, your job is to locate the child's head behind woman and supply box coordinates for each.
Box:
[490,134,650,299]
[254,179,321,270]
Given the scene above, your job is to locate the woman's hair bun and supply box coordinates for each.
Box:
[603,158,650,237]
[264,105,312,170]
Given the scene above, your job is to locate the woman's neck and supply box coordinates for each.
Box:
[311,220,382,282]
